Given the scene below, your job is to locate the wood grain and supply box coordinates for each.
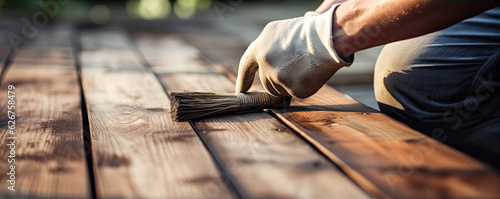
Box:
[79,29,233,198]
[0,28,90,198]
[275,86,500,198]
[133,31,371,199]
[170,24,500,198]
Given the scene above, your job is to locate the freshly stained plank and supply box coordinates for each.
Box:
[173,25,500,198]
[274,86,500,198]
[0,29,90,198]
[79,29,233,198]
[133,32,371,199]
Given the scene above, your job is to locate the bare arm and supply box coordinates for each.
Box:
[331,0,500,58]
[234,0,499,97]
[315,0,349,13]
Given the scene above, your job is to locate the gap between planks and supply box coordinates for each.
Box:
[72,25,99,199]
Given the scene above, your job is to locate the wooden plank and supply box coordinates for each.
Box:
[167,22,248,77]
[274,87,500,199]
[133,31,371,199]
[0,21,26,74]
[79,29,234,198]
[171,25,500,198]
[0,28,90,198]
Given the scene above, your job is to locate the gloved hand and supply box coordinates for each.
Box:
[235,4,353,98]
[304,11,320,17]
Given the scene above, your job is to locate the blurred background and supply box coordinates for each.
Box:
[0,0,380,108]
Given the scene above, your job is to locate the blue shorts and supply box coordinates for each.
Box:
[374,6,500,169]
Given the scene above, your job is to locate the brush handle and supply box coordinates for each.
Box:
[235,92,291,111]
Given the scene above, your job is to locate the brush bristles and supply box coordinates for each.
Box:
[171,92,240,121]
[170,91,290,121]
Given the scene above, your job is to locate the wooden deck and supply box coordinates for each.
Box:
[0,22,498,198]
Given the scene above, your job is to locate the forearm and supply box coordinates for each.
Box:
[333,0,500,58]
[316,0,349,13]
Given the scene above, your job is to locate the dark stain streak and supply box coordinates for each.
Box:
[8,79,53,86]
[39,121,50,132]
[404,138,425,144]
[12,117,86,163]
[38,118,82,134]
[114,105,168,113]
[312,161,322,168]
[16,145,83,162]
[236,158,255,164]
[327,141,336,145]
[145,108,167,112]
[198,128,227,134]
[231,157,327,172]
[97,154,131,168]
[297,161,324,170]
[49,165,70,173]
[27,142,37,148]
[323,119,335,124]
[292,161,327,172]
[186,176,217,184]
[165,134,196,143]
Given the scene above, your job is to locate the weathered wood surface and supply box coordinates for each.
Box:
[0,20,495,199]
[133,31,371,199]
[167,24,500,198]
[167,22,248,78]
[0,28,90,198]
[79,29,233,198]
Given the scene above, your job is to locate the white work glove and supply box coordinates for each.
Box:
[235,4,353,98]
[304,11,320,17]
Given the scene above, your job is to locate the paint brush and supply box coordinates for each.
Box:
[170,91,291,121]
